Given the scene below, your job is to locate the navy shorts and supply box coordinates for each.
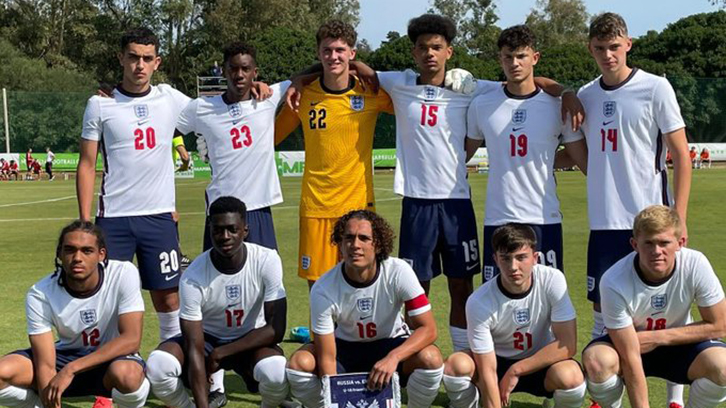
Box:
[336,337,408,382]
[496,355,567,398]
[587,230,634,303]
[586,335,726,384]
[203,207,277,251]
[482,223,563,283]
[163,333,283,393]
[11,348,144,397]
[96,213,181,290]
[399,198,480,281]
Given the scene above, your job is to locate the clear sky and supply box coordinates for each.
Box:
[358,0,721,48]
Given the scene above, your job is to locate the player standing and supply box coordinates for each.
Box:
[467,25,587,282]
[76,28,190,343]
[45,147,56,181]
[286,210,444,408]
[443,224,585,408]
[582,205,726,408]
[275,20,394,288]
[146,197,289,408]
[177,42,289,251]
[574,13,692,407]
[0,221,149,408]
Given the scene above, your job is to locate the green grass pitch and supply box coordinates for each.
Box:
[0,169,724,407]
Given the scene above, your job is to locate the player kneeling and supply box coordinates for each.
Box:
[0,221,149,408]
[286,210,444,408]
[443,224,585,408]
[583,205,726,408]
[146,196,288,408]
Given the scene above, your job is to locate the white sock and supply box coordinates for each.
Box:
[592,311,606,340]
[0,385,42,408]
[286,368,324,408]
[253,356,289,408]
[406,366,444,408]
[442,374,478,408]
[210,369,225,393]
[553,382,586,408]
[449,326,469,352]
[686,378,726,408]
[112,378,150,408]
[157,310,181,341]
[146,350,194,408]
[667,381,685,406]
[587,374,623,408]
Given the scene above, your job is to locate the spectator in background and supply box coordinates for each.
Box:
[211,61,222,77]
[45,147,56,181]
[25,148,32,171]
[700,147,711,169]
[690,146,698,168]
[8,160,19,180]
[0,158,8,180]
[30,159,42,181]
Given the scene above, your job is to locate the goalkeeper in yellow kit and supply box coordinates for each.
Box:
[275,20,394,287]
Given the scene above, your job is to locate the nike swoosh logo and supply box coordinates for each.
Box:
[466,264,478,271]
[602,120,614,126]
[137,119,150,125]
[310,101,321,106]
[360,315,372,320]
[165,274,179,281]
[512,127,524,132]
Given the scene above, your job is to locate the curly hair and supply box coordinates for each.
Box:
[223,42,257,65]
[407,14,457,44]
[316,19,357,47]
[331,210,395,263]
[497,25,536,51]
[589,12,629,40]
[120,27,159,54]
[491,223,537,255]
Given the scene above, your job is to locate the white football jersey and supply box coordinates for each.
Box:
[82,85,191,217]
[179,243,286,341]
[600,248,724,331]
[377,70,500,199]
[466,265,576,359]
[311,257,431,342]
[26,260,145,350]
[176,82,290,212]
[468,87,582,225]
[578,69,686,230]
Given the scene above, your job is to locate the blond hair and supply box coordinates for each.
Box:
[589,12,628,40]
[633,205,682,239]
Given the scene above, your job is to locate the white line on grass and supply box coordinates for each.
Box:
[0,195,77,208]
[0,196,403,223]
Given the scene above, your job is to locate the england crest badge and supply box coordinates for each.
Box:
[228,103,242,118]
[134,104,149,119]
[226,285,241,301]
[423,86,437,100]
[513,308,531,326]
[80,309,97,326]
[603,101,616,117]
[323,372,401,408]
[651,294,667,310]
[511,109,527,124]
[350,96,365,111]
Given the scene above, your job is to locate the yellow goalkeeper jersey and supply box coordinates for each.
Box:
[275,76,394,218]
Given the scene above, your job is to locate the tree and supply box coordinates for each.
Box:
[630,11,726,142]
[525,0,588,50]
[429,0,501,59]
